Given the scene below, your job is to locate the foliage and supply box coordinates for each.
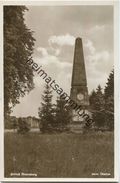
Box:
[90,85,105,128]
[17,117,30,134]
[38,84,54,133]
[5,116,18,129]
[54,96,71,132]
[89,70,114,131]
[104,70,114,100]
[38,85,71,133]
[4,6,35,115]
[94,85,105,111]
[104,70,114,130]
[89,90,97,110]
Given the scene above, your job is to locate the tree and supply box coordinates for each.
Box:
[89,70,114,131]
[17,118,30,134]
[38,84,54,133]
[54,96,71,132]
[95,85,105,111]
[104,70,114,99]
[104,70,114,130]
[5,116,18,129]
[4,6,35,116]
[90,85,105,128]
[89,85,104,111]
[89,89,97,109]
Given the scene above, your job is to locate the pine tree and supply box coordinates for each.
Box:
[90,85,105,128]
[38,84,54,133]
[4,6,35,115]
[104,70,114,130]
[89,89,97,109]
[95,85,105,111]
[89,86,104,111]
[54,97,71,132]
[104,70,114,100]
[89,70,114,131]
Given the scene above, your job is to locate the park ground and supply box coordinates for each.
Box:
[4,131,114,178]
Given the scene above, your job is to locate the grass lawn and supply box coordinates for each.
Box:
[4,132,114,178]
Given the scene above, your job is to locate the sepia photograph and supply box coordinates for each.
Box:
[1,1,119,181]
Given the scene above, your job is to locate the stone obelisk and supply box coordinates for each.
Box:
[70,37,89,123]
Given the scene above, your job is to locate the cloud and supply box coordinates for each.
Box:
[34,51,72,81]
[36,47,48,56]
[83,38,113,93]
[85,39,96,55]
[89,25,105,34]
[48,34,75,46]
[89,51,110,63]
[50,47,61,56]
[35,42,72,91]
[85,39,110,67]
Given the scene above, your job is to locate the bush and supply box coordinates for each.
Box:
[93,111,106,128]
[17,118,30,134]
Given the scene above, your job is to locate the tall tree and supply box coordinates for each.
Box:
[104,70,114,100]
[38,84,54,133]
[54,96,71,131]
[89,71,114,130]
[95,85,105,111]
[89,86,104,111]
[90,85,105,128]
[4,6,35,115]
[89,89,97,109]
[104,70,114,130]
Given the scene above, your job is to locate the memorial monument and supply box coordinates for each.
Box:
[70,37,89,131]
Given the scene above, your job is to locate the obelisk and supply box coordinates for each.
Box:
[70,37,89,123]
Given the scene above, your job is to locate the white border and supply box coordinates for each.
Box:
[0,0,119,182]
[0,0,4,181]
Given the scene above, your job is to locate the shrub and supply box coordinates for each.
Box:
[17,118,30,134]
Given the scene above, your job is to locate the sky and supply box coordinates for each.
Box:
[12,5,113,117]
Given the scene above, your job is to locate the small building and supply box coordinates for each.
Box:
[26,116,39,128]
